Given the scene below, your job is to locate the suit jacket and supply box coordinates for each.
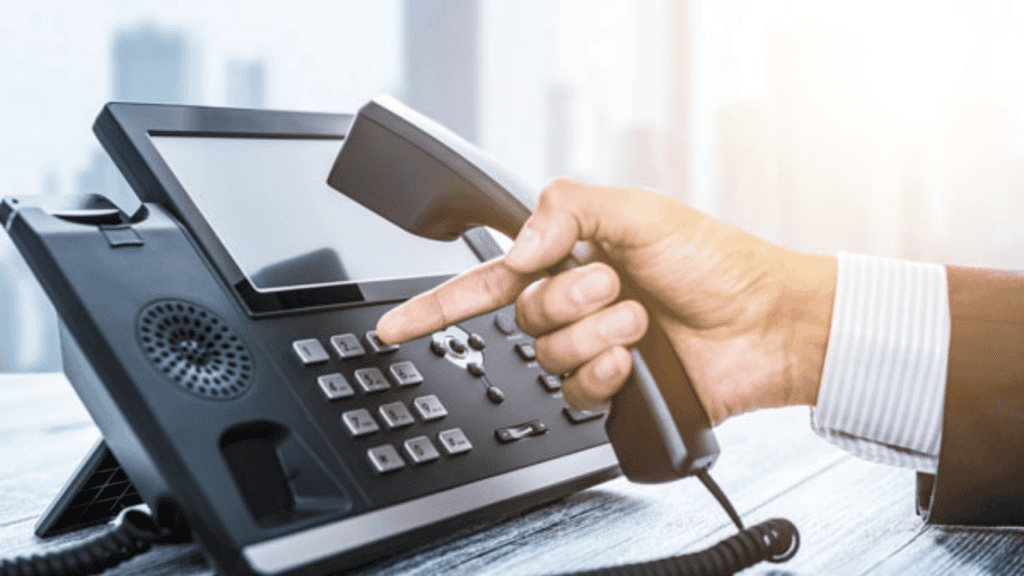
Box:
[917,266,1024,525]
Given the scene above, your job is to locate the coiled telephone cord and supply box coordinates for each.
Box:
[559,471,800,576]
[0,510,167,576]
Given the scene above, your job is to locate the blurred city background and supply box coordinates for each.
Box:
[1,0,1022,372]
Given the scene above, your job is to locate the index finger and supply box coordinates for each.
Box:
[375,258,542,344]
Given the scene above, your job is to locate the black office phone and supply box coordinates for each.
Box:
[1,103,620,576]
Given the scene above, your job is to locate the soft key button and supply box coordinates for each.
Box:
[317,373,354,400]
[342,409,380,437]
[366,330,400,354]
[438,428,472,455]
[403,436,440,464]
[563,406,606,424]
[514,342,537,361]
[293,338,329,365]
[412,395,448,422]
[389,361,424,387]
[354,368,391,393]
[378,402,415,429]
[330,333,365,359]
[367,445,404,474]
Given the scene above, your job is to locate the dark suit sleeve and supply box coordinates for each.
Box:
[917,266,1024,525]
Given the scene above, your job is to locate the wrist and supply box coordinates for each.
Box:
[780,250,837,407]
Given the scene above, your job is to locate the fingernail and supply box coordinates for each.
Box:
[600,307,638,339]
[505,226,540,268]
[571,271,614,305]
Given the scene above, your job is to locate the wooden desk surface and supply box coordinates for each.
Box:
[0,372,1021,576]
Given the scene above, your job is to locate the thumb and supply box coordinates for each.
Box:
[504,178,674,274]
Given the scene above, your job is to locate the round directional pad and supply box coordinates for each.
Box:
[137,300,254,400]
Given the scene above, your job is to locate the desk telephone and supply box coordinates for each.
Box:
[1,100,797,576]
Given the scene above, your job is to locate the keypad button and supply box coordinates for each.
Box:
[354,367,391,393]
[342,409,380,437]
[366,330,400,354]
[563,406,606,424]
[403,436,440,464]
[539,374,562,392]
[378,402,415,429]
[494,312,518,334]
[389,361,424,387]
[330,333,365,359]
[293,338,329,365]
[317,373,354,400]
[412,395,448,421]
[438,428,473,455]
[515,342,537,361]
[367,445,404,474]
[468,333,486,350]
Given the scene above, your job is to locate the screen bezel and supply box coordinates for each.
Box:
[94,102,502,316]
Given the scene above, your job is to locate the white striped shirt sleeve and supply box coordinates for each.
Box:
[811,253,950,473]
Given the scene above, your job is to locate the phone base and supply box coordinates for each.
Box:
[35,439,143,538]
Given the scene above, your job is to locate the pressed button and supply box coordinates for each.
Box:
[365,330,400,354]
[468,333,486,350]
[494,312,518,334]
[486,386,505,404]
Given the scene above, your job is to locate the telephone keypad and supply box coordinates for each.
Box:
[354,368,391,393]
[330,333,365,359]
[389,361,424,387]
[293,338,330,365]
[342,409,380,437]
[438,428,472,455]
[366,330,400,354]
[378,401,415,429]
[403,436,440,464]
[317,373,354,400]
[367,445,405,474]
[412,395,448,422]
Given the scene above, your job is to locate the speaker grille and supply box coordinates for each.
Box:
[137,300,253,400]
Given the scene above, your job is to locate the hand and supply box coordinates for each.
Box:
[376,178,837,424]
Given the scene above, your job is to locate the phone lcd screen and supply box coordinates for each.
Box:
[149,135,482,291]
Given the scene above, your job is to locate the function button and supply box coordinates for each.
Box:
[468,333,486,351]
[389,361,424,387]
[293,338,329,365]
[317,373,354,400]
[486,386,505,404]
[539,374,562,392]
[366,330,400,354]
[412,395,448,422]
[378,401,415,429]
[367,445,404,474]
[495,420,548,444]
[467,362,485,377]
[515,342,537,361]
[430,338,448,357]
[330,333,365,359]
[448,338,468,356]
[354,368,391,393]
[494,312,518,335]
[563,406,606,424]
[403,436,441,464]
[438,428,473,455]
[342,409,380,437]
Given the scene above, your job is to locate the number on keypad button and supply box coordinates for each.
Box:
[342,409,380,437]
[389,361,424,387]
[317,373,354,400]
[293,338,329,365]
[378,402,415,429]
[403,436,440,464]
[330,334,365,359]
[354,368,391,393]
[438,428,472,455]
[367,445,404,473]
[413,395,448,421]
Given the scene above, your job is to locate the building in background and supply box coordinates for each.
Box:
[402,0,479,143]
[226,59,268,109]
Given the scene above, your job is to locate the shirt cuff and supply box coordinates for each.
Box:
[812,253,950,473]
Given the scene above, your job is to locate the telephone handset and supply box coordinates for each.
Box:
[327,95,719,483]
